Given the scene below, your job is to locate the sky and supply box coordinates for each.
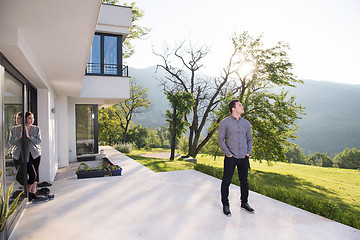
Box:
[126,0,360,85]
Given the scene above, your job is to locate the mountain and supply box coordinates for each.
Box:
[285,80,360,156]
[129,66,360,157]
[130,66,169,128]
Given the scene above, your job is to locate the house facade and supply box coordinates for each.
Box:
[0,0,131,237]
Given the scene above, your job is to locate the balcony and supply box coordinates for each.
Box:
[8,147,360,240]
[86,63,129,77]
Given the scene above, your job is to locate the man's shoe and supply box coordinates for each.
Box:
[223,205,231,217]
[241,203,255,213]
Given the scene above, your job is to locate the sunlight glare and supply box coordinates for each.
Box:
[238,61,256,80]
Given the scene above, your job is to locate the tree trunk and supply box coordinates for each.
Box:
[170,104,177,160]
[122,120,130,143]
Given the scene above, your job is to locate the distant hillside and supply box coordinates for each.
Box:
[130,66,169,128]
[285,80,360,156]
[129,66,360,157]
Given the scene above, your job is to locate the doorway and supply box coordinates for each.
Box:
[75,104,98,155]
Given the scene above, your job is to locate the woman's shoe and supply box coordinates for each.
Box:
[28,193,37,201]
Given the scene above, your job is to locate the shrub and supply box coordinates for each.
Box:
[114,143,133,153]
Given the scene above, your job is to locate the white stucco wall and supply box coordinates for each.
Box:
[56,95,69,168]
[80,75,130,100]
[38,88,57,181]
[96,4,132,37]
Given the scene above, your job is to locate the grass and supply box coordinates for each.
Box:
[125,148,193,172]
[125,149,360,229]
[196,154,360,212]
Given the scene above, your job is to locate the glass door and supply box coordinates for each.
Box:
[76,104,98,155]
[3,70,26,231]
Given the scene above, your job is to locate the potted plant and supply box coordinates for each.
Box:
[102,158,122,176]
[0,170,24,236]
[76,163,106,179]
[109,165,122,176]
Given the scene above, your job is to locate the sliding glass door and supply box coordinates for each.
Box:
[76,104,98,155]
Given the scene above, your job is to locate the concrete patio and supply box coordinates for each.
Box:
[9,146,360,240]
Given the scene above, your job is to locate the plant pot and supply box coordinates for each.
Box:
[111,168,122,176]
[76,170,106,179]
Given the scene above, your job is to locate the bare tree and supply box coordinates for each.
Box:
[154,41,236,158]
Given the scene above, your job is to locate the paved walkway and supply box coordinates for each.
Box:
[9,147,360,240]
[139,152,180,159]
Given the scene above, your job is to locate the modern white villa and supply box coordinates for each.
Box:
[0,0,131,237]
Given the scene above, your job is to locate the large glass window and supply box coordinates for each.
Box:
[86,33,123,76]
[3,70,26,231]
[1,54,37,236]
[104,35,118,75]
[87,35,101,74]
[76,105,98,155]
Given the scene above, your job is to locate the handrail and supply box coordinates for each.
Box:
[85,63,129,77]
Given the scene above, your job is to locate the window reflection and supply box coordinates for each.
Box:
[104,35,118,75]
[76,105,95,155]
[86,33,122,76]
[4,71,25,204]
[87,35,101,74]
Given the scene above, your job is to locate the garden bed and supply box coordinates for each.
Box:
[76,158,122,179]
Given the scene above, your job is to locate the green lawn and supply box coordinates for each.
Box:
[125,148,192,172]
[125,149,360,229]
[196,154,360,213]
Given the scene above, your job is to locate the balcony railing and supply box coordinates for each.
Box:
[86,63,129,77]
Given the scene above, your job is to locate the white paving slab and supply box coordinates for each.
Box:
[9,146,360,240]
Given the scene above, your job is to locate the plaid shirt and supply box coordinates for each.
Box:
[217,115,253,159]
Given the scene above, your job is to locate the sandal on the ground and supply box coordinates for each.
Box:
[36,187,50,195]
[38,181,52,187]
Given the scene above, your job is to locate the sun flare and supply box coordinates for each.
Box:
[238,61,256,79]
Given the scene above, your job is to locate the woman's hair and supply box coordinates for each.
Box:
[14,112,22,124]
[25,111,34,119]
[14,111,34,123]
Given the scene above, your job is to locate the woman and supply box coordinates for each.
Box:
[9,111,42,201]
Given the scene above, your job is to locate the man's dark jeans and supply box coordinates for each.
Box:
[221,155,249,206]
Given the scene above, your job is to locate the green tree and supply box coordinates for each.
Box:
[215,32,305,162]
[156,32,304,160]
[166,91,194,160]
[127,124,149,149]
[146,129,162,148]
[285,145,307,164]
[156,126,171,148]
[178,135,189,155]
[155,41,233,158]
[98,107,121,145]
[98,79,150,143]
[307,152,333,167]
[333,147,360,169]
[102,1,150,58]
[115,79,151,142]
[201,131,224,161]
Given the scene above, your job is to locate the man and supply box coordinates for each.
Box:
[218,99,254,216]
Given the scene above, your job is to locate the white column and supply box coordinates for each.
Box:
[37,89,50,181]
[56,95,69,168]
[37,88,58,181]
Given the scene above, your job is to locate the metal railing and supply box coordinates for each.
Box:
[86,63,129,77]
